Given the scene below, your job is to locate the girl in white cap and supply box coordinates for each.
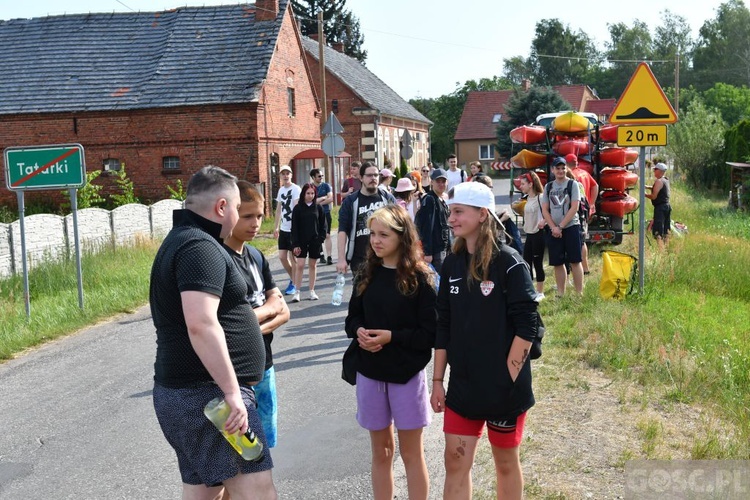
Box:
[431,181,538,499]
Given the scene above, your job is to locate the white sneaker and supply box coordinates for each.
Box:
[309,290,319,301]
[292,292,301,303]
[535,292,545,302]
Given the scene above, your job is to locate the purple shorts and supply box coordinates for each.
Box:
[355,370,431,431]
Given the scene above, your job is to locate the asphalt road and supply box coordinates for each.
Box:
[0,177,511,499]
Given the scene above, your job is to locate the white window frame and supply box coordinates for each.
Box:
[479,144,495,160]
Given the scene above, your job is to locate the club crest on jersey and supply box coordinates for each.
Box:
[480,280,495,296]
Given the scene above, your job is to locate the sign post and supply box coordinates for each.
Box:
[3,144,87,317]
[610,63,678,294]
[321,113,345,203]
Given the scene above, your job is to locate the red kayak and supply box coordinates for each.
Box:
[553,139,591,156]
[598,191,639,217]
[597,124,618,143]
[598,147,638,166]
[599,168,638,191]
[510,125,548,144]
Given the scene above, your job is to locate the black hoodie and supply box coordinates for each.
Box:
[436,243,538,420]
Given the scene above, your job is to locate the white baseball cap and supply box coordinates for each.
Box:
[447,182,504,228]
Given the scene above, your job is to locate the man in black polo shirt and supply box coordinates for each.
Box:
[150,166,277,498]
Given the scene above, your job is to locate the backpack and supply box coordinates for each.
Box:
[497,246,545,359]
[545,179,589,223]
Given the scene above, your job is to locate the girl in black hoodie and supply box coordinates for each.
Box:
[431,182,538,499]
[290,183,327,302]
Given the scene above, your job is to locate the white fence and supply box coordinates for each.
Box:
[0,199,183,278]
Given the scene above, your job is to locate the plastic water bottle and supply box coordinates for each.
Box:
[331,273,346,306]
[203,397,263,461]
[428,264,440,291]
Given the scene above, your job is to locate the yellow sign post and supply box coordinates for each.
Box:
[609,62,678,296]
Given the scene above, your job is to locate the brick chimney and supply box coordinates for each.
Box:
[521,79,531,91]
[332,42,345,53]
[255,0,279,21]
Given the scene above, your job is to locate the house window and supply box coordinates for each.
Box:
[415,132,421,141]
[492,113,502,123]
[103,158,121,171]
[287,88,296,117]
[479,144,495,160]
[162,156,180,171]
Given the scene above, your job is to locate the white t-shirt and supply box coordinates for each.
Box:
[523,194,543,234]
[276,183,301,232]
[445,168,466,191]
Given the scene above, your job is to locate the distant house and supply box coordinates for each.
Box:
[0,0,321,210]
[454,82,616,168]
[301,36,432,196]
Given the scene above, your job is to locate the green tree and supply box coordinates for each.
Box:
[601,21,654,98]
[703,82,750,125]
[292,0,367,62]
[664,98,726,188]
[501,56,533,86]
[652,10,694,89]
[527,19,600,86]
[495,87,572,158]
[693,0,750,90]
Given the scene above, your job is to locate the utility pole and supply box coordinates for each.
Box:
[674,49,680,115]
[317,11,331,189]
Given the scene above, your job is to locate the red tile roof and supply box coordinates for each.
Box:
[553,85,590,110]
[584,98,616,117]
[454,90,513,140]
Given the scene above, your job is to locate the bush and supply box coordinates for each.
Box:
[109,165,140,207]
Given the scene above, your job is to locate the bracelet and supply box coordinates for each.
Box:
[432,378,444,382]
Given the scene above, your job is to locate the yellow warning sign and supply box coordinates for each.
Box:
[609,63,677,124]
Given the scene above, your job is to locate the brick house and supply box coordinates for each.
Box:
[0,0,321,211]
[300,36,432,194]
[454,82,616,169]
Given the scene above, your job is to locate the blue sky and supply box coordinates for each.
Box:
[2,0,727,99]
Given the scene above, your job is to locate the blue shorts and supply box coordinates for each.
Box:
[355,370,431,431]
[153,382,273,486]
[254,367,278,448]
[547,225,582,266]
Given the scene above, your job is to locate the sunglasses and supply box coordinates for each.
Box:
[421,169,429,173]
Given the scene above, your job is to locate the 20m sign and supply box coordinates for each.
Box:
[616,125,668,147]
[4,144,86,191]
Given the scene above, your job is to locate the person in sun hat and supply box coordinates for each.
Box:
[393,177,419,220]
[431,180,538,499]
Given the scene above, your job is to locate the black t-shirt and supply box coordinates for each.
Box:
[150,210,265,387]
[224,243,277,371]
[352,192,390,262]
[344,266,437,383]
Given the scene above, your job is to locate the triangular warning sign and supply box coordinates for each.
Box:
[610,63,677,124]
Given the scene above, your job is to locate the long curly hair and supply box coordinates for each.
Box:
[356,204,432,296]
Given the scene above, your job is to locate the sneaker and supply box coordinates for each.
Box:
[309,290,319,301]
[284,281,295,295]
[327,256,333,265]
[535,292,545,302]
[319,255,326,265]
[292,291,301,303]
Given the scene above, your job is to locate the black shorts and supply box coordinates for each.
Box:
[277,230,293,251]
[652,204,672,237]
[296,241,323,259]
[546,225,582,266]
[324,211,332,235]
[153,382,273,486]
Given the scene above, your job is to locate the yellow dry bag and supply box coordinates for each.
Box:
[600,251,637,300]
